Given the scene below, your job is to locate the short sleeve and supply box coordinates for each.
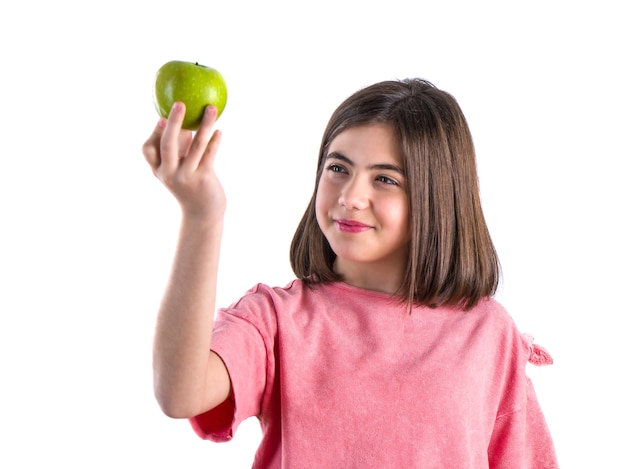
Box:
[488,378,559,468]
[488,333,559,468]
[189,285,278,442]
[190,390,237,442]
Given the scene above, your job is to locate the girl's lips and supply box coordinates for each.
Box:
[335,218,372,233]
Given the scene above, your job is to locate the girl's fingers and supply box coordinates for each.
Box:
[144,102,222,182]
[178,130,193,158]
[160,101,186,172]
[184,105,219,170]
[142,118,167,169]
[198,128,223,171]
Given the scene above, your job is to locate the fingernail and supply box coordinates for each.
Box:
[172,101,183,112]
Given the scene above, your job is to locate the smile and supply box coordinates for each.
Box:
[335,218,373,233]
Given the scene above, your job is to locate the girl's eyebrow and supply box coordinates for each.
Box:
[327,151,406,176]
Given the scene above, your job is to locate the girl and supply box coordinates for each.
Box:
[142,78,559,468]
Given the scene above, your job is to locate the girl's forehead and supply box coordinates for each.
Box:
[327,123,401,156]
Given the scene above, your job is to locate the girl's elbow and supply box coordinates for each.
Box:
[154,386,196,419]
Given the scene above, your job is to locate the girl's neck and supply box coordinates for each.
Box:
[333,258,406,295]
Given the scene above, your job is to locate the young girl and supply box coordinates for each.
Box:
[142,78,559,468]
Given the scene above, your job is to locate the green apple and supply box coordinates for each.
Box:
[153,60,227,130]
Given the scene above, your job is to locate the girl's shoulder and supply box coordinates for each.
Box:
[226,278,309,306]
[460,296,519,331]
[468,297,554,366]
[231,279,400,306]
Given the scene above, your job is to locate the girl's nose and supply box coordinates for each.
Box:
[338,177,369,210]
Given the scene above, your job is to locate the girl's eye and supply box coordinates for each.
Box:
[327,164,347,174]
[377,175,399,186]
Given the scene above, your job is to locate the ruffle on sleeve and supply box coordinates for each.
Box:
[522,333,554,366]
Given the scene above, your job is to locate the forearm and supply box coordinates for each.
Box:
[153,214,225,417]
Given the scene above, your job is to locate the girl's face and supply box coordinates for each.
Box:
[315,123,411,293]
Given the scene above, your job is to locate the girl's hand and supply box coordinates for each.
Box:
[142,102,225,220]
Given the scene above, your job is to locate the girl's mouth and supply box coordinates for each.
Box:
[335,219,372,233]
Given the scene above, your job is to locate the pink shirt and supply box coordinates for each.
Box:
[191,280,558,468]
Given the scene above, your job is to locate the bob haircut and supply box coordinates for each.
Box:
[290,78,500,310]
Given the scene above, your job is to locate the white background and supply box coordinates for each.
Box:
[1,1,624,467]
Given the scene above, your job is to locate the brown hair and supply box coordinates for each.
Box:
[290,78,500,309]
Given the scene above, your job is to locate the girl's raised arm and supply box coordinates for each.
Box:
[142,103,231,418]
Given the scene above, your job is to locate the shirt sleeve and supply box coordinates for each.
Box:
[488,334,559,469]
[189,285,277,442]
